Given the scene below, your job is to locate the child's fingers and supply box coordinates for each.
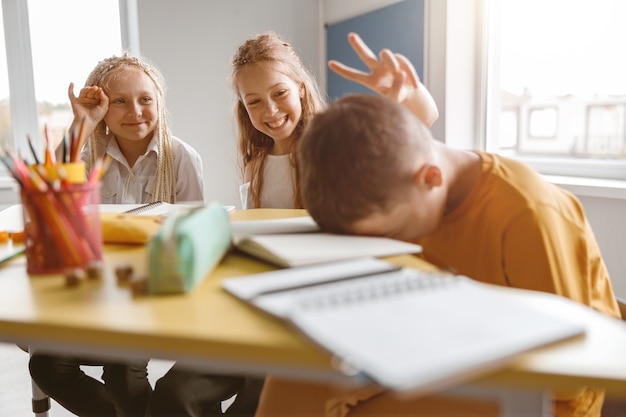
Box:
[347,32,379,69]
[71,86,106,107]
[387,71,407,103]
[97,88,109,107]
[79,86,102,99]
[379,49,401,73]
[328,60,369,84]
[395,54,420,89]
[67,82,77,101]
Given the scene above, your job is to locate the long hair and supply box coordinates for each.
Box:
[83,53,176,203]
[231,32,326,208]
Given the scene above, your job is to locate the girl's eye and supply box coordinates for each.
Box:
[275,89,288,97]
[112,98,125,105]
[247,99,260,106]
[141,97,153,104]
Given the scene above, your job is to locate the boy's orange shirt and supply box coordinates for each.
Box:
[416,151,619,417]
[417,151,619,318]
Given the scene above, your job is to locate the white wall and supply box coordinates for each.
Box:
[568,193,626,300]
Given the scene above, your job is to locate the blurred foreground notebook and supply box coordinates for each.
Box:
[230,216,422,267]
[222,257,585,393]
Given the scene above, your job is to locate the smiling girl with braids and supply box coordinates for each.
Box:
[67,53,203,204]
[29,53,204,417]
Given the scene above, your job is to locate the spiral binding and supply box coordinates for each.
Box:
[124,201,164,215]
[295,269,460,311]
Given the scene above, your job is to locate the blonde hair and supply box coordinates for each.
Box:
[84,53,176,203]
[231,32,326,208]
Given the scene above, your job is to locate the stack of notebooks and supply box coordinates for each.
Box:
[222,217,586,393]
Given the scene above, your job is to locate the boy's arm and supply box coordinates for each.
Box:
[328,32,439,127]
[401,78,439,128]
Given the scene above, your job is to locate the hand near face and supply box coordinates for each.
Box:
[67,82,109,129]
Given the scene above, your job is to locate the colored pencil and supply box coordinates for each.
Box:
[43,125,56,166]
[27,135,41,165]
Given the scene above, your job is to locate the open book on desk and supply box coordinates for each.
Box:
[222,257,585,393]
[230,216,422,268]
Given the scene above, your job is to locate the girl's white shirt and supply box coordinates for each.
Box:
[239,154,294,209]
[82,134,204,204]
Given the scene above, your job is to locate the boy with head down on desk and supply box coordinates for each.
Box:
[254,54,621,417]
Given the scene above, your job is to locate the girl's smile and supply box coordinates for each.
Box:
[266,115,288,129]
[237,62,303,155]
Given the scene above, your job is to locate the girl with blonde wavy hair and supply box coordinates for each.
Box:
[29,52,204,417]
[64,53,203,204]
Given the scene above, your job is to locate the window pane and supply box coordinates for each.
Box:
[27,0,121,149]
[0,6,11,150]
[488,0,626,171]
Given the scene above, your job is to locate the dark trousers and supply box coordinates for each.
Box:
[147,364,265,417]
[29,352,151,417]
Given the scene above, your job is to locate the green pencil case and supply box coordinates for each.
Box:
[147,203,231,294]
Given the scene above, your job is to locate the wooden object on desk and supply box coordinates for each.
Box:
[0,209,623,400]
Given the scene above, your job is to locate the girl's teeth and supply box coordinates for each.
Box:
[268,117,286,128]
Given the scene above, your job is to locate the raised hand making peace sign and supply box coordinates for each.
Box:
[329,32,439,127]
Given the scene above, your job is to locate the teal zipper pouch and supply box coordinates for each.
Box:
[147,203,231,294]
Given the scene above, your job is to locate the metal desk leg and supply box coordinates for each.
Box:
[31,378,50,417]
[28,348,50,417]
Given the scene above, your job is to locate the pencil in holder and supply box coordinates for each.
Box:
[30,161,87,184]
[20,182,102,274]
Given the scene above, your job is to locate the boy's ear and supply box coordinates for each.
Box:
[415,165,443,187]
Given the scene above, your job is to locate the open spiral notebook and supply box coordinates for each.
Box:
[222,257,585,393]
[99,202,235,216]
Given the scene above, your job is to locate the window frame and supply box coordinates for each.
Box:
[2,0,38,153]
[1,0,138,165]
[484,0,626,181]
[424,0,626,185]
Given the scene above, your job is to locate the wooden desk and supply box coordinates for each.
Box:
[0,209,625,406]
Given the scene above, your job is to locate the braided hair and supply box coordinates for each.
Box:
[84,53,176,203]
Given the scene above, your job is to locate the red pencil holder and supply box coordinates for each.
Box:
[20,183,102,274]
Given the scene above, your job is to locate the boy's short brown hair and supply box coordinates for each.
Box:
[298,93,433,232]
